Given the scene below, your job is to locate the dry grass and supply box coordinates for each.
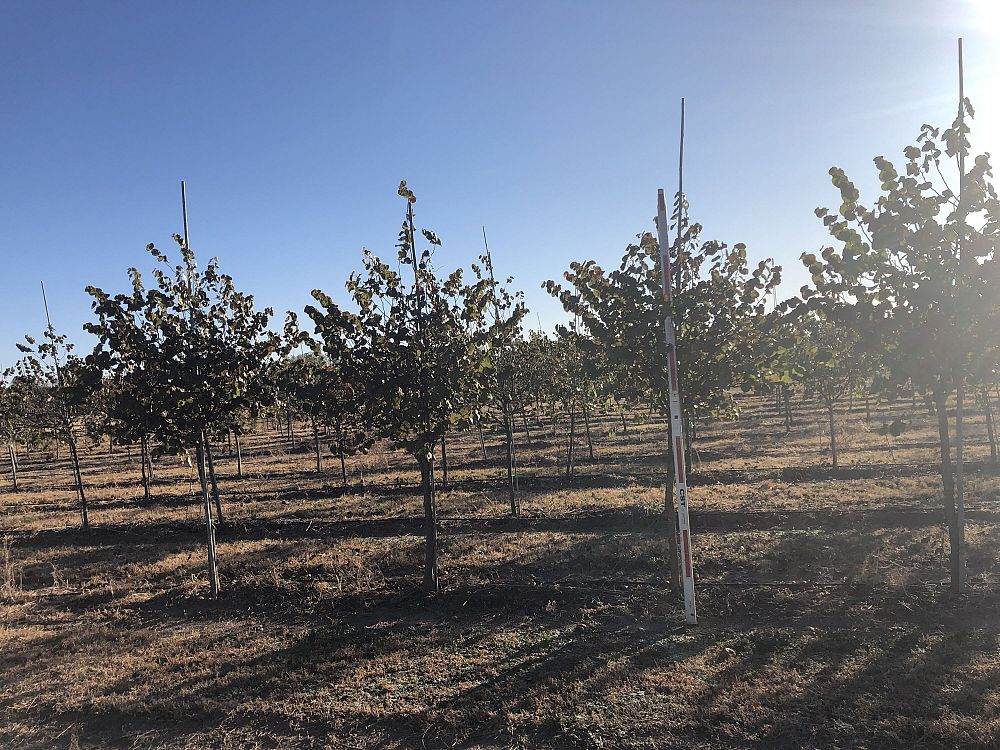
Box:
[2,393,1000,748]
[0,535,23,600]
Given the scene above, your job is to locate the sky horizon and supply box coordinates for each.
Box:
[2,1,998,366]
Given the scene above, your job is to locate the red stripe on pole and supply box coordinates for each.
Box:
[675,436,685,483]
[682,530,692,578]
[668,351,678,390]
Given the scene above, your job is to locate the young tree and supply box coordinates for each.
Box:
[759,315,800,432]
[86,239,282,597]
[545,215,781,444]
[309,182,510,591]
[85,329,163,504]
[796,103,1000,591]
[546,326,589,477]
[276,353,332,474]
[468,252,528,514]
[14,328,96,528]
[772,314,869,469]
[276,325,372,486]
[0,370,42,492]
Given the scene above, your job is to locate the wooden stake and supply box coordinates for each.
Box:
[483,226,519,516]
[41,281,88,529]
[954,38,967,592]
[8,443,18,492]
[675,98,685,296]
[657,183,697,625]
[181,181,220,594]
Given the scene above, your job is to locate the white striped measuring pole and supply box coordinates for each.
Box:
[656,188,697,624]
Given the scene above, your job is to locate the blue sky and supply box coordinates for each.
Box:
[1,1,997,365]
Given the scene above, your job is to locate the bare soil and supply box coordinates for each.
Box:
[2,394,1000,749]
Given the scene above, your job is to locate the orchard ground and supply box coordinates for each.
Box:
[2,394,1000,749]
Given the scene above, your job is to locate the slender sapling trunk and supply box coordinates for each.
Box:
[583,400,594,461]
[206,441,224,525]
[477,418,487,461]
[984,387,998,465]
[663,458,680,594]
[312,416,321,473]
[8,443,18,492]
[196,435,220,598]
[336,422,347,486]
[504,408,519,517]
[565,402,576,478]
[234,432,243,478]
[441,434,449,489]
[783,385,792,431]
[827,399,838,469]
[140,435,150,503]
[935,389,965,592]
[520,406,533,447]
[955,372,967,587]
[65,423,88,529]
[418,451,439,592]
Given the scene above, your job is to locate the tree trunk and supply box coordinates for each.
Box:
[336,422,347,486]
[65,424,88,529]
[440,435,449,489]
[985,387,998,466]
[477,418,487,461]
[620,408,628,435]
[206,441,224,525]
[827,400,838,469]
[288,412,295,448]
[140,435,150,504]
[783,385,792,431]
[312,417,321,473]
[196,435,220,598]
[955,373,967,587]
[583,400,594,461]
[419,452,439,593]
[520,406,533,448]
[565,402,576,478]
[683,413,694,471]
[8,443,18,492]
[504,409,519,517]
[234,433,243,478]
[663,459,680,595]
[935,389,964,592]
[146,440,155,482]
